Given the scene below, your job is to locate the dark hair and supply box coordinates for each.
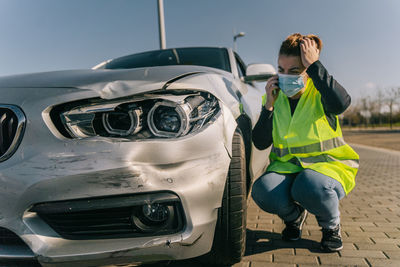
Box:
[279,33,323,56]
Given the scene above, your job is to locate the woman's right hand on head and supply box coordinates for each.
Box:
[264,75,279,111]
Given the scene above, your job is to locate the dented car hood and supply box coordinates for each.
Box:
[0,65,230,99]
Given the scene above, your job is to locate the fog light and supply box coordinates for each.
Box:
[142,203,169,223]
[132,203,175,233]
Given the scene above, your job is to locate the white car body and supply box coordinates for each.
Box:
[0,47,271,266]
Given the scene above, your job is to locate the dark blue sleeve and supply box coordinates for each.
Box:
[251,106,273,150]
[306,60,351,115]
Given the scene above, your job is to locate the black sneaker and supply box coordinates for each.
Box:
[321,225,343,252]
[282,205,308,241]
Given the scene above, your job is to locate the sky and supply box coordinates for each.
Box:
[0,0,399,101]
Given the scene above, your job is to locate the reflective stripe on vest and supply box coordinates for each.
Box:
[300,154,359,168]
[271,136,347,157]
[272,153,359,169]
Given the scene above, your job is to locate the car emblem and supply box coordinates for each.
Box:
[0,105,26,162]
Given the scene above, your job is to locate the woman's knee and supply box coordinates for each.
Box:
[251,172,293,214]
[291,169,342,213]
[291,169,330,204]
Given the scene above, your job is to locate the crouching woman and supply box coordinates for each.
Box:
[251,33,359,252]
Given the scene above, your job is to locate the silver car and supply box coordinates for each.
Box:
[0,47,274,266]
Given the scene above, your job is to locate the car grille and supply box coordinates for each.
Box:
[41,207,141,238]
[0,105,26,162]
[30,192,185,240]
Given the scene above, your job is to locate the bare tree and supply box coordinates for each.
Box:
[386,87,400,129]
[376,89,384,125]
[360,97,372,127]
[342,104,362,127]
[342,87,400,128]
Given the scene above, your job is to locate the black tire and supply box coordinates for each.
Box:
[201,128,247,266]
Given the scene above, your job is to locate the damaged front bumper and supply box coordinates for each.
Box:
[0,101,236,266]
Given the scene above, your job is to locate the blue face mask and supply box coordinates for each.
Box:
[278,74,305,97]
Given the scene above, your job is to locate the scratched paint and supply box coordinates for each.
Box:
[0,58,269,265]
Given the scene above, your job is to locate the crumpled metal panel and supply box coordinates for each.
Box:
[0,103,234,265]
[0,65,226,99]
[0,64,261,265]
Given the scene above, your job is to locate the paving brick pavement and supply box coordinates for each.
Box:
[117,144,400,267]
[238,144,400,267]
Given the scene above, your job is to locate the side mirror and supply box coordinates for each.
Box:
[243,63,276,82]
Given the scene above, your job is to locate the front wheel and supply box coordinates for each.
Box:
[202,128,247,266]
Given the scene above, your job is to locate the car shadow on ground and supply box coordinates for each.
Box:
[139,228,326,267]
[245,228,324,255]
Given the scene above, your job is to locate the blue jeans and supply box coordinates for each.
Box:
[251,169,346,229]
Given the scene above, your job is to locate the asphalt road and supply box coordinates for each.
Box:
[343,130,400,151]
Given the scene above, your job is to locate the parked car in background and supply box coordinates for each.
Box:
[0,47,275,266]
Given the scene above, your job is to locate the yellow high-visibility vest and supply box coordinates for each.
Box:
[267,78,359,194]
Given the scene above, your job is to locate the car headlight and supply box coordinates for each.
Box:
[102,108,143,136]
[148,99,192,138]
[57,92,219,139]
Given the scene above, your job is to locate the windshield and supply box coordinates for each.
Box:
[103,47,231,72]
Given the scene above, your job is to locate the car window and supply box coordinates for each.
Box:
[236,61,245,77]
[234,54,246,78]
[104,47,232,72]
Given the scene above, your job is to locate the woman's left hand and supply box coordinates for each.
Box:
[300,38,319,68]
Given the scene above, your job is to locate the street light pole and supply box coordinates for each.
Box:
[233,31,246,52]
[158,0,166,49]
